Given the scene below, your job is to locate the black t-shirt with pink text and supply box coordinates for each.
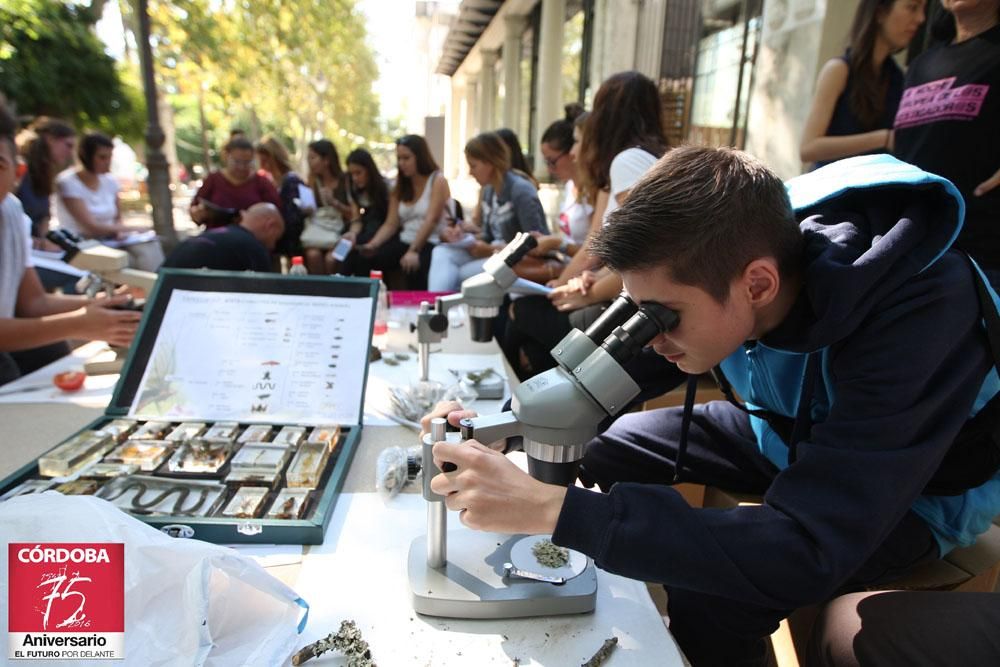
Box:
[894,23,1000,267]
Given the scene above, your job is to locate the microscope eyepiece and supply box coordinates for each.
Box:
[503,233,538,268]
[45,229,82,260]
[583,294,638,345]
[599,301,679,365]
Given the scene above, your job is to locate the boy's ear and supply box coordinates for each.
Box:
[742,258,781,306]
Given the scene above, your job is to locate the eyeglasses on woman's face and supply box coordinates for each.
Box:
[543,151,567,168]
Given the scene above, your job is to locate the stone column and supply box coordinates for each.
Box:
[464,74,479,140]
[448,77,466,180]
[634,0,667,79]
[478,49,499,133]
[502,14,527,129]
[534,0,566,174]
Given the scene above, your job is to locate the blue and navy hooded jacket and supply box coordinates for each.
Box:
[554,155,1000,610]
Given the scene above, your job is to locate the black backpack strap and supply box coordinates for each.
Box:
[709,351,820,463]
[673,374,700,484]
[788,352,820,463]
[710,364,796,444]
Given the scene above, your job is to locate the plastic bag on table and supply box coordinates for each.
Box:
[375,445,423,500]
[0,492,308,666]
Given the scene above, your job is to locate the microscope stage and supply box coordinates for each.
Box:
[408,530,597,619]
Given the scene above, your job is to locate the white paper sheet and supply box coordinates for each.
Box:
[297,184,317,211]
[128,289,372,425]
[104,229,158,248]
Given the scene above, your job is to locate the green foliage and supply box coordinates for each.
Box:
[0,0,144,137]
[149,0,382,169]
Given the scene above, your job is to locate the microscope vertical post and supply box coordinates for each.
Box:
[418,302,432,382]
[423,417,448,568]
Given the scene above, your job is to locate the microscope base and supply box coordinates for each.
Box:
[408,531,597,619]
[83,347,127,375]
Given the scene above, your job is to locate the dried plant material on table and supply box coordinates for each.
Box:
[581,636,618,667]
[532,538,570,568]
[291,619,376,666]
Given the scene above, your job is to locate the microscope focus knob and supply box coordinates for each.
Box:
[428,313,449,333]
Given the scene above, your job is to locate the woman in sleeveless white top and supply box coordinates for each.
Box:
[360,135,451,289]
[397,170,442,246]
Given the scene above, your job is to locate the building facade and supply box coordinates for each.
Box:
[431,0,935,181]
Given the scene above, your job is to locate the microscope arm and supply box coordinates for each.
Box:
[459,411,524,446]
[433,292,468,319]
[103,268,158,293]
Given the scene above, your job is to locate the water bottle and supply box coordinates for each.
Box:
[289,256,308,275]
[370,270,389,351]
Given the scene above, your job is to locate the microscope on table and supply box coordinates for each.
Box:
[410,231,550,393]
[46,229,158,374]
[408,294,678,618]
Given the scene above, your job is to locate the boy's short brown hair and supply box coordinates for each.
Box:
[590,145,803,303]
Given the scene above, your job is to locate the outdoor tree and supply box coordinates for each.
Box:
[0,0,145,140]
[144,0,382,172]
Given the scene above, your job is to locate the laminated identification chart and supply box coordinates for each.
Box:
[129,289,372,425]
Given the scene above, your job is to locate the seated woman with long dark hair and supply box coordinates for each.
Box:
[504,70,669,379]
[357,135,451,289]
[338,148,392,277]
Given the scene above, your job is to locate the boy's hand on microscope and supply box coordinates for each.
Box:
[420,400,476,437]
[429,439,567,535]
[419,401,505,451]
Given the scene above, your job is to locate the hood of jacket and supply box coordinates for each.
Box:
[764,154,965,352]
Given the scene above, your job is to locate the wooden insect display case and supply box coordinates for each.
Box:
[0,270,377,544]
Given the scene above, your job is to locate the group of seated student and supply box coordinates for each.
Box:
[0,101,140,385]
[498,70,670,380]
[5,37,1000,662]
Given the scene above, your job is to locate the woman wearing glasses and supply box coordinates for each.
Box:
[531,105,592,265]
[189,136,281,229]
[503,71,668,379]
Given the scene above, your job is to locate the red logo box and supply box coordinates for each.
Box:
[8,543,124,660]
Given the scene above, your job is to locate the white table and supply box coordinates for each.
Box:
[0,308,685,666]
[292,493,685,666]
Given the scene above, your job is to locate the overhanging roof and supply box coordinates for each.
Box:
[436,0,505,75]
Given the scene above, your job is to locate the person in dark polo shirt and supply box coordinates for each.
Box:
[163,203,284,272]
